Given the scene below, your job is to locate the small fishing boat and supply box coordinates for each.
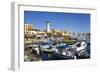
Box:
[53,41,88,59]
[53,44,75,59]
[40,42,54,54]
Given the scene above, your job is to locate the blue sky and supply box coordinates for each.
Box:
[24,11,90,33]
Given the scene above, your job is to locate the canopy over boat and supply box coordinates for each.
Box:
[56,45,69,49]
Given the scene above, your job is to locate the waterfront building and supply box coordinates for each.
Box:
[24,24,47,38]
[24,24,33,32]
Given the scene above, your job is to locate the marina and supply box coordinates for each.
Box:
[24,11,90,62]
[24,38,90,61]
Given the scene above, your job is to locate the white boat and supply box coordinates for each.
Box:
[40,42,54,53]
[53,45,74,59]
[53,41,87,59]
[69,41,87,52]
[76,41,87,52]
[32,47,40,55]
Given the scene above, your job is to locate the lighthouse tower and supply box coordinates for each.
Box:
[46,21,51,32]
